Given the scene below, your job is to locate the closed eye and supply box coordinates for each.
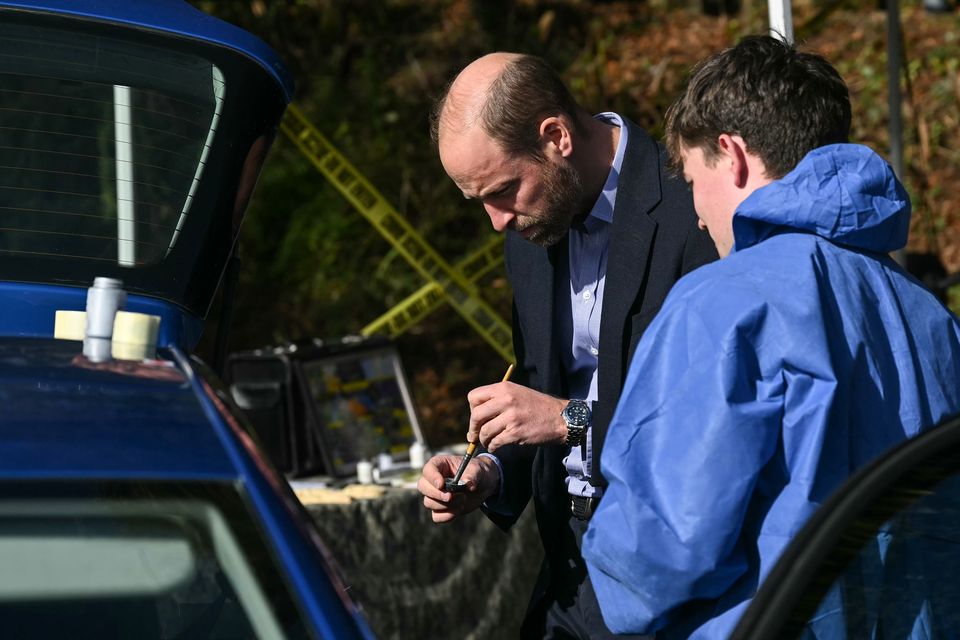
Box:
[482,181,517,201]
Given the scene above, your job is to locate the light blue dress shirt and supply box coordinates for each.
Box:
[481,112,627,508]
[559,111,626,499]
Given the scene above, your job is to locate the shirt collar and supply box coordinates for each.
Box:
[581,112,627,233]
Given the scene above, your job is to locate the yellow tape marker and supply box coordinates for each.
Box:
[281,104,514,363]
[361,234,504,338]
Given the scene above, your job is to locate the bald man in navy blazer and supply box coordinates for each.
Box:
[418,52,717,639]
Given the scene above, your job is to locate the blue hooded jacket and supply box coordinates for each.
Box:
[581,144,960,638]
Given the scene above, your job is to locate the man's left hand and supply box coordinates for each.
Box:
[466,382,568,452]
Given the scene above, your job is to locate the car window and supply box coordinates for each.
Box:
[0,8,287,317]
[731,415,960,639]
[0,480,310,640]
[0,20,223,267]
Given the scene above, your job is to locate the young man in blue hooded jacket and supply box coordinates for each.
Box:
[581,35,960,638]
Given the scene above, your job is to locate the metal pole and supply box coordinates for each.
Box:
[768,0,794,43]
[886,0,907,266]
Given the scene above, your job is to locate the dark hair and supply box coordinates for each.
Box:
[430,54,588,162]
[664,35,851,178]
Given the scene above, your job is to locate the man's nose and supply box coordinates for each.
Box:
[484,205,515,232]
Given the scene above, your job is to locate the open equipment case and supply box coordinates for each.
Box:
[225,336,426,480]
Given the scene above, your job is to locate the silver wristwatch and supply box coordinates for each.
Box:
[561,399,590,447]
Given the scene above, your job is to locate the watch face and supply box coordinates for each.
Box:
[564,401,590,427]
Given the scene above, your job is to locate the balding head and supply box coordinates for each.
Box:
[429,53,588,162]
[438,52,522,140]
[431,53,610,248]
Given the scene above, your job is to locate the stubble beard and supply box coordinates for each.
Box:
[518,159,584,248]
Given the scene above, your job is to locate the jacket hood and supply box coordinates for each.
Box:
[732,144,911,254]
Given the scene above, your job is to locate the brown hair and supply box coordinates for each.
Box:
[430,54,589,162]
[665,35,851,178]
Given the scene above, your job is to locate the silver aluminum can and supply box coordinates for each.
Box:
[84,277,127,341]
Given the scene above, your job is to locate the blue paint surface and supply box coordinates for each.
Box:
[0,338,234,478]
[0,282,204,351]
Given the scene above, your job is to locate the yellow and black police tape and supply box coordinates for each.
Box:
[281,104,514,363]
[361,233,504,337]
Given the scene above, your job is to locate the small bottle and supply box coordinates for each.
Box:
[377,451,394,472]
[83,277,126,362]
[409,441,427,470]
[356,460,374,484]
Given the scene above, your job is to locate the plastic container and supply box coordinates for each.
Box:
[83,277,126,362]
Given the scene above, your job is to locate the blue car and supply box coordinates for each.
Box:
[0,1,374,637]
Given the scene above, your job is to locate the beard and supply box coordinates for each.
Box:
[514,158,584,248]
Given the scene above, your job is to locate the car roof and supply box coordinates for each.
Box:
[0,338,237,480]
[0,0,294,101]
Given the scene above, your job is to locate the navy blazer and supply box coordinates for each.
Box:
[485,120,718,562]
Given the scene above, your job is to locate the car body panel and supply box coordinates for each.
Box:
[0,333,376,638]
[0,1,376,637]
[173,347,377,639]
[0,283,204,353]
[0,337,233,479]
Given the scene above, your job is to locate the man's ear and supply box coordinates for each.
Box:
[718,133,750,188]
[539,116,573,158]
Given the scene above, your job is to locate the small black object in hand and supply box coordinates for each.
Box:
[444,478,468,493]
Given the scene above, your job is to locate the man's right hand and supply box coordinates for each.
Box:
[417,453,501,524]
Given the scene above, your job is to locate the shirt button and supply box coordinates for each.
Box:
[590,346,599,356]
[583,291,592,300]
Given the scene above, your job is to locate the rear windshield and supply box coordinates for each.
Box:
[0,10,286,316]
[0,480,310,639]
[0,21,223,267]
